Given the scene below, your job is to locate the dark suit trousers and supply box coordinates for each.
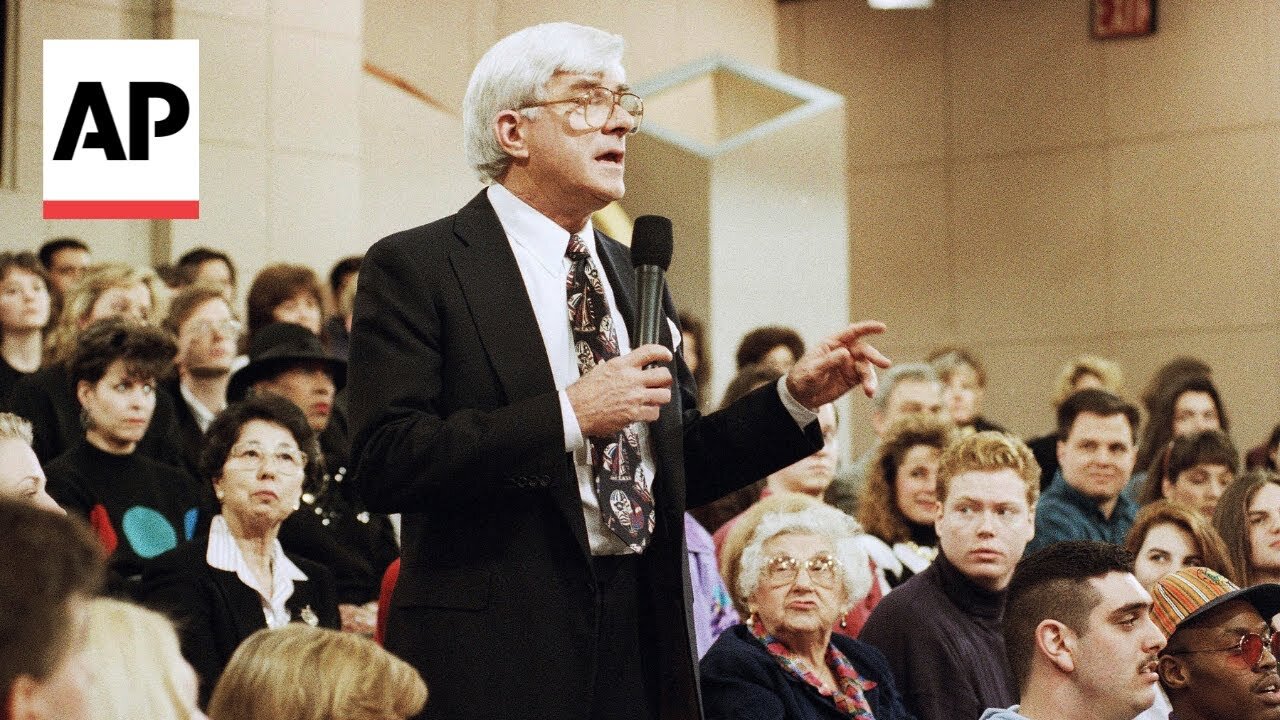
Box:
[590,554,656,720]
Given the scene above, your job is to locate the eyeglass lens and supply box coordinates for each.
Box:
[1240,632,1280,666]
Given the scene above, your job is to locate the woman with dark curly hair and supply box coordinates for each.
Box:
[140,394,340,707]
[857,414,953,590]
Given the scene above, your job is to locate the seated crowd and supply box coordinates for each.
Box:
[1,236,1278,720]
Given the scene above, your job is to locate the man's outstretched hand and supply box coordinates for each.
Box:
[785,320,891,409]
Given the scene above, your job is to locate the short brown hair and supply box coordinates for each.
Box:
[1056,388,1141,444]
[162,281,233,337]
[45,263,162,366]
[0,499,105,708]
[735,325,804,369]
[1124,499,1237,583]
[245,264,324,340]
[208,624,427,720]
[67,318,177,389]
[936,431,1040,507]
[926,346,987,387]
[859,414,954,544]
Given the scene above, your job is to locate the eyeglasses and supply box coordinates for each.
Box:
[518,86,644,134]
[226,442,307,476]
[763,553,842,588]
[191,318,243,337]
[1168,630,1280,668]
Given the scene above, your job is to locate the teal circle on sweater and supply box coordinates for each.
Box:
[122,507,178,558]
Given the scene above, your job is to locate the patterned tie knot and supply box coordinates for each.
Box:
[566,234,591,263]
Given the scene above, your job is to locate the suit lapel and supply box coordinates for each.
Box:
[449,191,591,559]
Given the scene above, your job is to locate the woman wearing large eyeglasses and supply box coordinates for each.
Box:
[701,493,913,720]
[140,394,340,708]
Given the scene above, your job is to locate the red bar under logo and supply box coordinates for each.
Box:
[43,200,199,219]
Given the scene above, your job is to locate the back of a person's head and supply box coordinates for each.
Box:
[207,624,427,720]
[82,598,198,720]
[0,499,103,715]
[1003,541,1135,689]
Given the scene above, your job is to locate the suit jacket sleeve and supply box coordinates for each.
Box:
[347,227,567,513]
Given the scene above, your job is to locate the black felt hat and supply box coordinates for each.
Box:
[227,322,346,401]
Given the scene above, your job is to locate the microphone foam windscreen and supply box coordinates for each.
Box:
[630,215,674,270]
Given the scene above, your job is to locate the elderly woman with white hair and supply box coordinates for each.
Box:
[701,496,915,720]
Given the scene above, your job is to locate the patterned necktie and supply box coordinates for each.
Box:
[565,234,655,552]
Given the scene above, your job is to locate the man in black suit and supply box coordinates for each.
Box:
[348,21,889,720]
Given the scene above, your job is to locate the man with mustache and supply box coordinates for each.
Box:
[1151,567,1280,720]
[860,431,1038,720]
[983,540,1167,720]
[1026,388,1141,554]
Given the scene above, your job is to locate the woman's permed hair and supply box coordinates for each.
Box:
[199,394,322,487]
[858,414,954,544]
[45,263,162,366]
[732,497,872,616]
[207,624,427,720]
[82,598,201,720]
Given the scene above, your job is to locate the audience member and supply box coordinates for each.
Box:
[985,541,1165,720]
[323,256,361,360]
[245,264,324,344]
[1132,375,1230,500]
[857,414,953,590]
[0,412,61,512]
[686,513,739,658]
[37,236,90,302]
[0,253,50,402]
[1214,470,1280,587]
[1026,389,1140,554]
[712,402,838,554]
[0,497,104,720]
[229,322,397,627]
[140,395,340,705]
[1139,356,1212,417]
[1139,429,1239,518]
[1026,354,1124,488]
[735,324,805,374]
[162,283,241,475]
[860,431,1038,720]
[677,311,709,409]
[1150,566,1280,720]
[927,346,1005,434]
[207,624,427,720]
[719,493,884,639]
[45,319,202,587]
[1125,500,1237,589]
[176,247,237,301]
[826,362,944,517]
[8,263,183,465]
[688,364,786,533]
[700,502,913,720]
[81,597,205,720]
[1245,422,1280,472]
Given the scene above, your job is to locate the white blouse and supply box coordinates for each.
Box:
[205,515,309,628]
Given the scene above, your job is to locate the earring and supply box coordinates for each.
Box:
[840,614,848,629]
[214,490,224,501]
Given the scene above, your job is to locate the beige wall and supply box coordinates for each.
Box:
[779,0,1280,458]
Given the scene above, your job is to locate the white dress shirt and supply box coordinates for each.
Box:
[206,514,309,628]
[487,183,816,555]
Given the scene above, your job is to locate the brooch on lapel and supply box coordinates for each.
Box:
[299,605,319,627]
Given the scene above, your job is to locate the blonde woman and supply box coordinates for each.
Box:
[7,263,183,465]
[208,624,426,720]
[82,597,205,720]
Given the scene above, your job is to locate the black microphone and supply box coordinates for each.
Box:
[630,215,674,349]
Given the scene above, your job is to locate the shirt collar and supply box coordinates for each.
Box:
[179,382,217,433]
[1049,473,1135,523]
[206,515,307,583]
[488,183,597,275]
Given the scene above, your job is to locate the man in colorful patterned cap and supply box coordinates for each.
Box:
[1151,566,1280,720]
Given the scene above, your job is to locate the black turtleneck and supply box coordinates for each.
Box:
[859,552,1017,720]
[46,442,208,588]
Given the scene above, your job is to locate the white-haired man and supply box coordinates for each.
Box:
[349,22,891,720]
